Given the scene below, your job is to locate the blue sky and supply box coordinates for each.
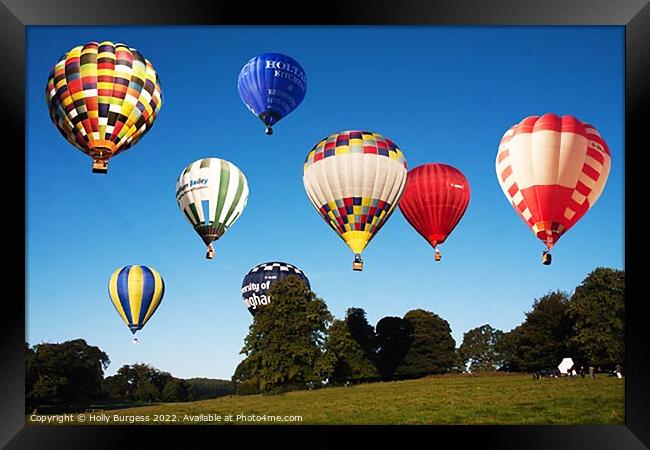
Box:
[26,26,624,379]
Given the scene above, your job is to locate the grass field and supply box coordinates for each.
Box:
[39,373,624,425]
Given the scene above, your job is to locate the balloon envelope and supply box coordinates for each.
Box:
[496,113,611,250]
[176,158,249,257]
[303,130,408,259]
[108,265,165,334]
[45,41,162,173]
[241,261,311,316]
[399,163,470,250]
[558,357,575,374]
[237,53,306,133]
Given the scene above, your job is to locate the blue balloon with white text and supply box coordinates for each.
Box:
[237,53,307,135]
[241,261,310,317]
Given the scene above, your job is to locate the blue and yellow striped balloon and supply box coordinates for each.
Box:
[108,265,165,334]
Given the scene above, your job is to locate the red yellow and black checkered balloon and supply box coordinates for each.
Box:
[45,41,162,173]
[303,130,408,266]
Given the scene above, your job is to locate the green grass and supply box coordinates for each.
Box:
[37,373,624,425]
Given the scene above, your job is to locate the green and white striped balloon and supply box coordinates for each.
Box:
[176,158,249,257]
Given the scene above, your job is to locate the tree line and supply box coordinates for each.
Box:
[233,267,624,393]
[25,341,233,413]
[25,266,623,410]
[494,267,624,373]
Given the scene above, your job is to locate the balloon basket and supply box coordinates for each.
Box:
[265,126,273,135]
[132,337,139,345]
[352,255,363,271]
[542,251,552,265]
[434,250,442,262]
[206,248,215,259]
[92,159,108,174]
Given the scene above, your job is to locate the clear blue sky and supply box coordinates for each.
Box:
[26,26,624,379]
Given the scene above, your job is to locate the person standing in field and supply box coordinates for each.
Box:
[589,366,595,379]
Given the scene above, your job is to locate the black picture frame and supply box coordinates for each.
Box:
[3,0,648,448]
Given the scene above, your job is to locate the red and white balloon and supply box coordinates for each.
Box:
[495,113,611,252]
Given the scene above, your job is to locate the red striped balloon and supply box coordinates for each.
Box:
[399,163,470,253]
[495,113,611,251]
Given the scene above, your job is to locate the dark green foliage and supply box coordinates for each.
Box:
[345,307,379,366]
[376,316,414,379]
[239,276,333,394]
[324,315,379,385]
[459,324,504,372]
[102,372,131,403]
[498,291,574,372]
[231,357,260,395]
[394,310,457,379]
[25,343,37,404]
[185,378,234,400]
[496,269,625,373]
[568,267,625,368]
[102,363,191,403]
[494,324,525,372]
[162,378,192,402]
[25,339,110,413]
[449,348,466,373]
[135,380,161,402]
[235,380,261,396]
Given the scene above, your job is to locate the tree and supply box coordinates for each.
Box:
[494,324,525,372]
[25,343,38,406]
[102,371,131,402]
[568,267,624,368]
[394,310,456,379]
[449,348,466,373]
[231,356,261,395]
[345,307,379,366]
[325,312,380,384]
[26,339,110,412]
[376,316,414,379]
[162,378,192,402]
[102,363,182,403]
[135,381,161,403]
[185,378,234,400]
[499,291,574,372]
[459,324,504,372]
[238,276,332,393]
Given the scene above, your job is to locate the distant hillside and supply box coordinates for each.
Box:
[184,378,234,400]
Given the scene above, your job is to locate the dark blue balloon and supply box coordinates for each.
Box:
[237,53,307,135]
[241,261,311,316]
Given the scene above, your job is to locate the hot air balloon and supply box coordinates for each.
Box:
[237,53,306,135]
[176,158,249,259]
[399,163,470,261]
[241,261,311,316]
[495,113,611,265]
[45,41,162,174]
[303,130,408,271]
[108,265,165,339]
